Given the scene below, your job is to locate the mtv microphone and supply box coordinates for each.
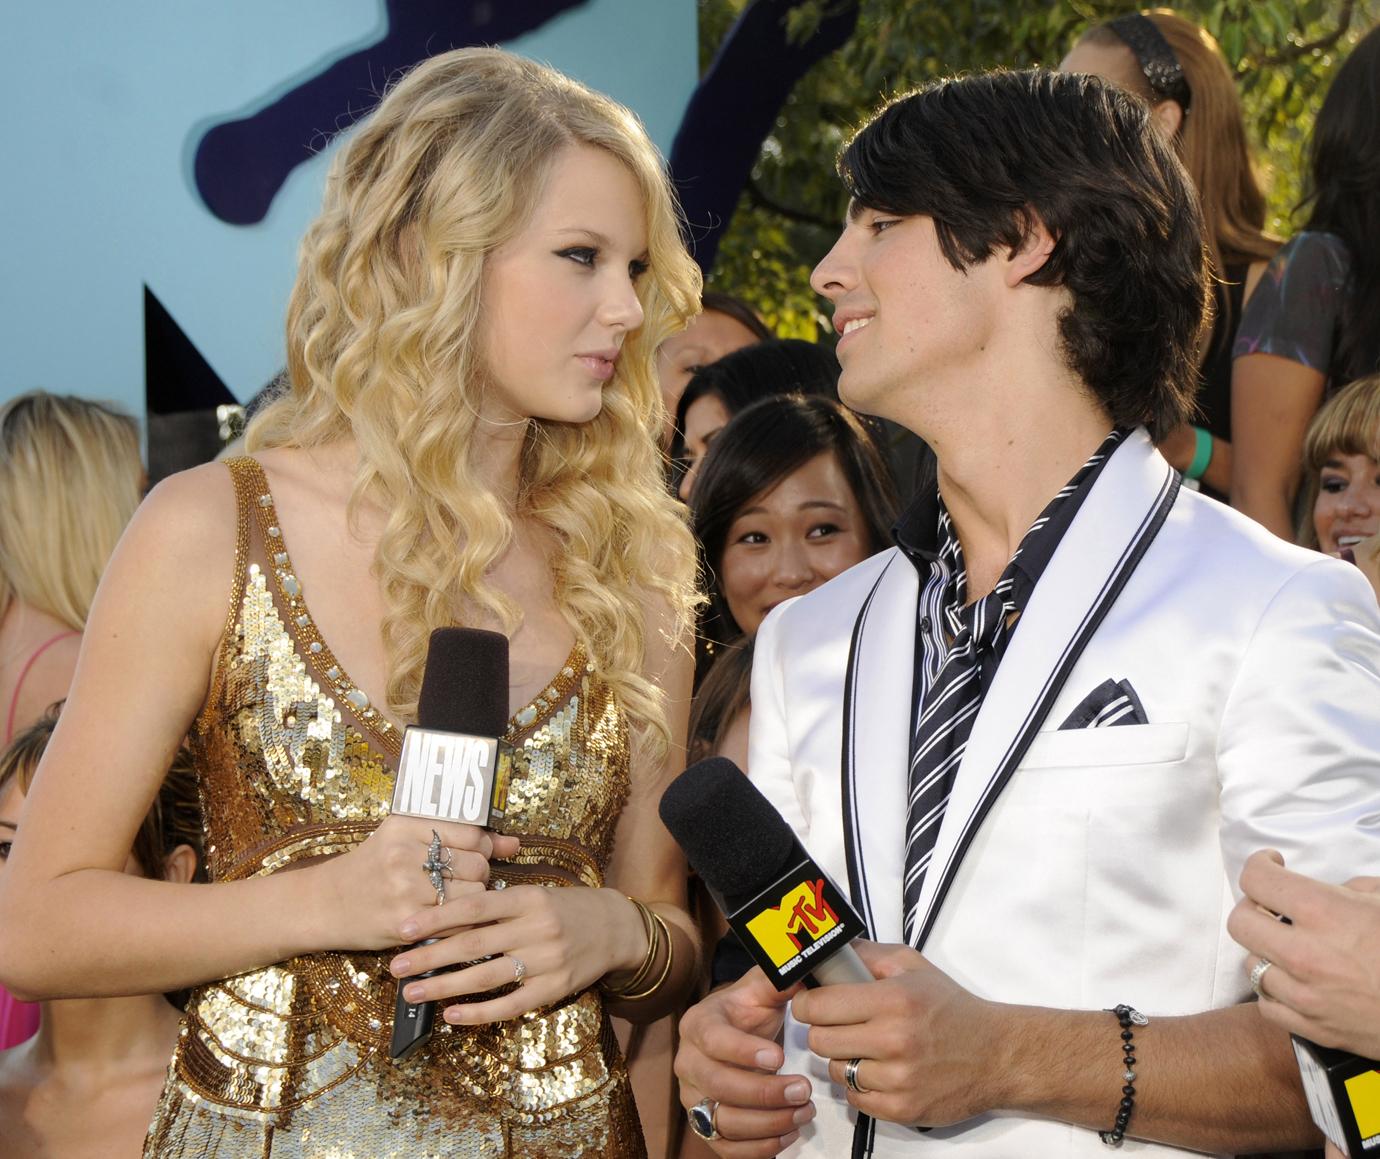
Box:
[389,627,513,1062]
[659,757,872,990]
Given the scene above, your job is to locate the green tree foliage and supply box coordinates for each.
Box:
[702,0,1377,339]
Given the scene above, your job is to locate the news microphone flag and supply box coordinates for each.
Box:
[389,627,511,1062]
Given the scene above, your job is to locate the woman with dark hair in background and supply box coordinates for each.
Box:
[1062,8,1278,500]
[1232,22,1380,538]
[672,338,841,502]
[689,393,898,768]
[655,291,772,447]
[0,706,203,1157]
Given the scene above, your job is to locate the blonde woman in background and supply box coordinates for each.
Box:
[0,48,703,1158]
[0,391,143,1051]
[1062,8,1278,500]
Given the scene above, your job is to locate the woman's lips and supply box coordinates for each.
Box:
[577,351,619,381]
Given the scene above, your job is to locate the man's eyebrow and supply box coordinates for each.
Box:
[846,199,866,223]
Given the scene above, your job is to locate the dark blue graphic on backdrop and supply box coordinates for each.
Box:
[195,0,588,225]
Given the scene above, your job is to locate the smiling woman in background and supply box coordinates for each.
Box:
[689,393,898,768]
[1295,374,1380,605]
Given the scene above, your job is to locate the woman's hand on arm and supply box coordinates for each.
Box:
[1230,353,1326,540]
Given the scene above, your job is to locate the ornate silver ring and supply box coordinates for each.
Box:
[510,956,527,984]
[422,830,453,906]
[1250,957,1273,1000]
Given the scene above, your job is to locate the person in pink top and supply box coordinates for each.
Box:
[0,391,144,1048]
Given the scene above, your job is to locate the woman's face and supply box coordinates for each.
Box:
[1313,451,1380,554]
[658,310,761,436]
[0,780,20,875]
[717,451,872,637]
[478,145,649,426]
[678,392,731,502]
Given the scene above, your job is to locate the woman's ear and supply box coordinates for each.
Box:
[1151,99,1185,140]
[161,844,200,885]
[1005,209,1059,286]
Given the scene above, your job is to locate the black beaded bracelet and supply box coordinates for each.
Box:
[1098,1004,1147,1147]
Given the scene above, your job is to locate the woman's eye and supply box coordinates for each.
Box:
[736,531,768,546]
[1320,476,1346,493]
[807,523,842,538]
[558,246,597,268]
[0,840,11,860]
[629,258,650,282]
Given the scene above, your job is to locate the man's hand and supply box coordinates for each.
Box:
[674,967,814,1157]
[1229,849,1380,1059]
[792,940,1008,1128]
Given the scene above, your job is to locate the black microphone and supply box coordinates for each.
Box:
[1292,1032,1380,1155]
[389,627,513,1062]
[659,757,872,990]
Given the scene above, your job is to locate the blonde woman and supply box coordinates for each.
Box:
[0,390,142,1051]
[0,48,702,1158]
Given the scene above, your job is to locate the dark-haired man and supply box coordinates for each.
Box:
[673,69,1380,1158]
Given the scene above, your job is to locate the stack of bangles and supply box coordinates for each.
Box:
[600,897,674,1001]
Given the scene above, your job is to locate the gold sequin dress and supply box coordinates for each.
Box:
[145,458,646,1158]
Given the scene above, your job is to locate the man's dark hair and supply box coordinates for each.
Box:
[839,69,1208,439]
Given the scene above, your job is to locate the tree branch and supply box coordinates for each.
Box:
[745,176,838,230]
[1245,0,1356,69]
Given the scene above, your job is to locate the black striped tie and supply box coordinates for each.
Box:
[901,544,1017,945]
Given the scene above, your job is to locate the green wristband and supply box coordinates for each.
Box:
[1184,426,1213,481]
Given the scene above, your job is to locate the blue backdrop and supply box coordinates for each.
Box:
[2,0,696,419]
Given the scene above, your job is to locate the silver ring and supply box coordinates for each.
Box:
[687,1096,720,1141]
[845,1056,869,1094]
[510,956,527,984]
[1250,957,1273,999]
[422,830,453,906]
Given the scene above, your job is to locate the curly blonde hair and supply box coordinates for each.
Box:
[249,48,702,753]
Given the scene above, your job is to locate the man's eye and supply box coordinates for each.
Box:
[0,841,11,860]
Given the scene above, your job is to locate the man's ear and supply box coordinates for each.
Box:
[1005,209,1058,287]
[162,843,200,885]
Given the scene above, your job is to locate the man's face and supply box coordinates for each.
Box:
[810,207,1002,427]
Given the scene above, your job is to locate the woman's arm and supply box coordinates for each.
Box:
[1230,353,1326,539]
[0,466,506,1000]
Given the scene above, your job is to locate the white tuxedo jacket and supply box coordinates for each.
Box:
[748,430,1380,1157]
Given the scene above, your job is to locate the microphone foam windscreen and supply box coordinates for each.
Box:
[659,757,801,913]
[416,627,509,737]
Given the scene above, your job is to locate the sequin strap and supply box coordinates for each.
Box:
[221,457,398,757]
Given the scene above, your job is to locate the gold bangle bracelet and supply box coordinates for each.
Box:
[601,897,658,998]
[614,911,674,1002]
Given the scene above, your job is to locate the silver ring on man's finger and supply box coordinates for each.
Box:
[845,1056,870,1094]
[687,1096,720,1141]
[1250,957,1273,1000]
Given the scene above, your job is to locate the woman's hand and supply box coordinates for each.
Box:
[1228,849,1380,1059]
[387,884,647,1021]
[316,815,521,951]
